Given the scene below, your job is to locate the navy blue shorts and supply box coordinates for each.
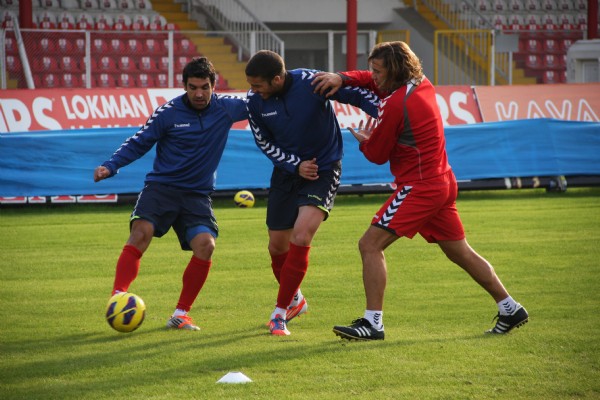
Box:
[266,161,341,230]
[130,182,218,250]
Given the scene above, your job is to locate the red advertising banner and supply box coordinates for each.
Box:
[435,86,483,125]
[474,83,600,122]
[0,86,482,134]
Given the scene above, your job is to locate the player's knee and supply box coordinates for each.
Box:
[358,235,378,254]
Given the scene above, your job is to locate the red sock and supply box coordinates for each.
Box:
[276,243,310,309]
[270,252,288,283]
[176,256,212,312]
[112,245,142,295]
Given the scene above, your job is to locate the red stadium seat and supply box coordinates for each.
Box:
[56,11,76,30]
[60,73,82,88]
[4,36,18,55]
[5,55,22,73]
[139,56,156,71]
[542,38,562,54]
[1,10,17,28]
[95,73,116,87]
[143,38,163,55]
[492,14,508,30]
[59,56,81,72]
[40,73,60,88]
[507,14,526,30]
[178,38,196,54]
[36,10,57,29]
[175,56,192,71]
[91,38,109,55]
[541,70,561,84]
[125,38,142,53]
[519,37,543,53]
[148,14,167,30]
[543,54,562,70]
[94,13,114,30]
[116,73,135,87]
[75,13,94,30]
[113,13,132,31]
[96,56,118,72]
[36,37,57,54]
[33,56,60,73]
[575,12,587,31]
[117,56,137,71]
[72,37,86,54]
[131,14,149,30]
[56,37,74,53]
[158,56,170,71]
[525,54,544,69]
[155,73,169,87]
[108,38,126,54]
[136,73,154,87]
[559,69,567,83]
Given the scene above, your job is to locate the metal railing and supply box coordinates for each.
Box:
[190,0,284,60]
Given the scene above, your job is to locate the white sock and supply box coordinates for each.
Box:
[497,296,519,316]
[173,308,187,318]
[289,289,304,307]
[364,310,383,330]
[271,307,287,320]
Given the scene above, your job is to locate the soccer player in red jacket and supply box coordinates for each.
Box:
[312,41,528,340]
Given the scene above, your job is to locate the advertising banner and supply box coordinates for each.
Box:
[474,83,600,122]
[0,85,483,134]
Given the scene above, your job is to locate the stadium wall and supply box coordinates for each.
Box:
[0,83,599,204]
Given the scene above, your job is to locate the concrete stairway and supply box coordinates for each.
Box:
[151,0,248,90]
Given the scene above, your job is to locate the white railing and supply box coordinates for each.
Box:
[190,0,284,60]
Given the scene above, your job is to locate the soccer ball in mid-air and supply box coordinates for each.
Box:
[106,292,146,333]
[234,190,255,208]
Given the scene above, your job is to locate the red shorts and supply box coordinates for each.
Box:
[372,170,465,243]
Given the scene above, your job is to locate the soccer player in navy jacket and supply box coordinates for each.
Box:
[245,50,380,336]
[94,57,248,331]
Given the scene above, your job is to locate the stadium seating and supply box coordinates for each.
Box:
[138,56,156,71]
[59,72,81,88]
[5,55,22,73]
[136,73,154,88]
[115,72,135,87]
[96,56,118,72]
[117,55,137,71]
[59,55,80,72]
[96,73,116,88]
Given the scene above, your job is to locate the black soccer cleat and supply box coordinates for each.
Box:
[333,318,385,341]
[486,305,529,334]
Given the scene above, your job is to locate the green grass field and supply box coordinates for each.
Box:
[1,188,599,399]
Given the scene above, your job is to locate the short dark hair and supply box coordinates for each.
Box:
[245,50,285,81]
[182,57,216,86]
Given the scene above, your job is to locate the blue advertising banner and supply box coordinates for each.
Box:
[1,119,599,197]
